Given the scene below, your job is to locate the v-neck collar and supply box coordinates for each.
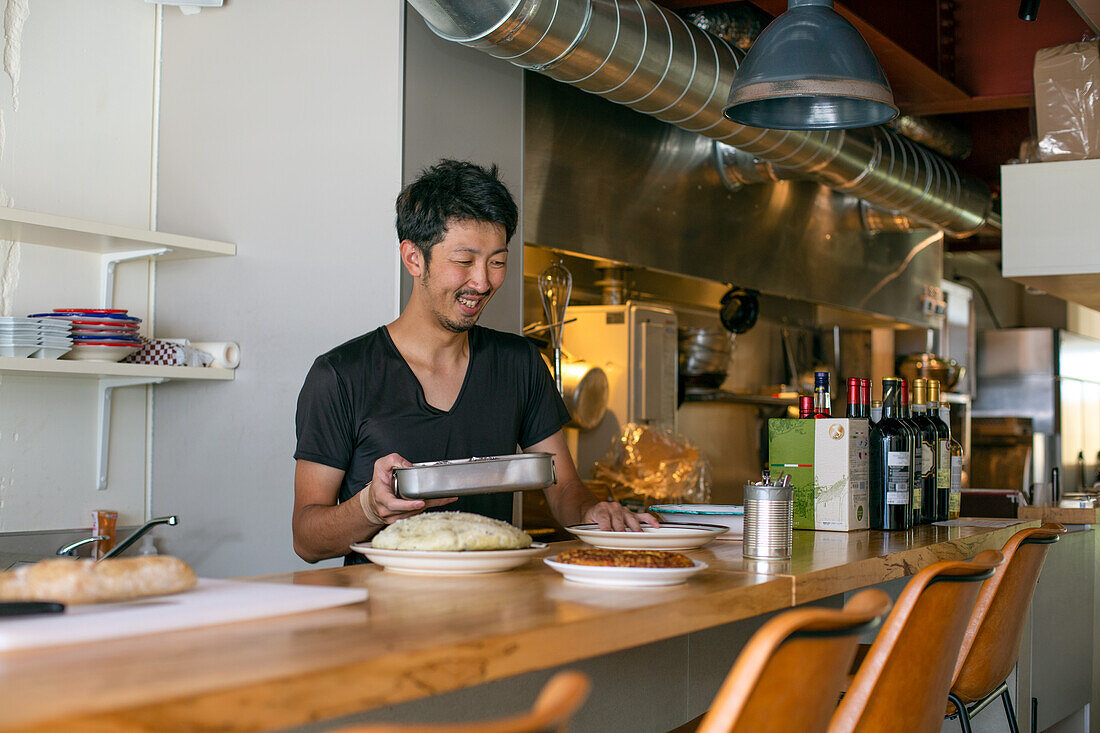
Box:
[381,325,477,415]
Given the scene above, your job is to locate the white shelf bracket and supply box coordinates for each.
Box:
[100,248,171,310]
[97,377,165,490]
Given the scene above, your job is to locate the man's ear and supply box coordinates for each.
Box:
[399,240,424,278]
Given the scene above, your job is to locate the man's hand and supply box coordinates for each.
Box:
[582,501,660,532]
[360,452,457,526]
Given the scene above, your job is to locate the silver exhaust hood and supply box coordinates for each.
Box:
[408,0,998,238]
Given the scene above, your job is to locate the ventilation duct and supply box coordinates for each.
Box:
[407,0,999,238]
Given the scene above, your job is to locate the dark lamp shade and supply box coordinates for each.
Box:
[722,1,899,130]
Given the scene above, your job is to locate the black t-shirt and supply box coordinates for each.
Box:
[294,325,570,564]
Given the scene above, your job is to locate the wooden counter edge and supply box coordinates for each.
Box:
[1019,504,1100,525]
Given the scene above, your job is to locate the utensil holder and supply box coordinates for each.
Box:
[743,481,793,560]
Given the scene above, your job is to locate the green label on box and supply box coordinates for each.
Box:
[767,419,816,528]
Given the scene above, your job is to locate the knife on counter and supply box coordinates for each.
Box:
[0,601,65,617]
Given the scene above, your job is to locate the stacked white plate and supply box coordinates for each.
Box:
[0,316,73,359]
[30,309,142,362]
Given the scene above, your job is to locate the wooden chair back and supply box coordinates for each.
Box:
[330,670,590,733]
[950,523,1066,705]
[829,550,1004,733]
[695,588,892,733]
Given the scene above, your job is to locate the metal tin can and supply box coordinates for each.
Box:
[742,481,793,560]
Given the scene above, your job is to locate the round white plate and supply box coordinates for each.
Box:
[649,505,744,537]
[543,557,707,587]
[564,523,728,550]
[349,542,548,575]
[61,344,138,362]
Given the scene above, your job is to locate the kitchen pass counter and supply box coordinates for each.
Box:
[0,521,1034,732]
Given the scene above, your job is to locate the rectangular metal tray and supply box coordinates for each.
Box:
[393,452,556,500]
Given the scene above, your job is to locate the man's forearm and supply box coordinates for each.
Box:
[293,497,382,562]
[545,478,599,527]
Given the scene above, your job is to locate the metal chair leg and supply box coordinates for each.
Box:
[949,693,973,733]
[1001,687,1021,733]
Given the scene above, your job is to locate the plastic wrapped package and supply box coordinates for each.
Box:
[1034,40,1100,162]
[593,423,711,508]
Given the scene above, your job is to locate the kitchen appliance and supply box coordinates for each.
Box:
[973,328,1100,503]
[560,302,678,478]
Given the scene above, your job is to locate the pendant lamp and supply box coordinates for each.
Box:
[722,0,899,130]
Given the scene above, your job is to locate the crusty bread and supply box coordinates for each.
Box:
[372,511,533,551]
[0,556,197,604]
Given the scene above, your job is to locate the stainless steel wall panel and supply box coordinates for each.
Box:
[523,74,942,327]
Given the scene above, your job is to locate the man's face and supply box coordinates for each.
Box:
[418,219,508,333]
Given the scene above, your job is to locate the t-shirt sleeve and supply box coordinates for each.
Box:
[294,356,354,470]
[518,341,572,449]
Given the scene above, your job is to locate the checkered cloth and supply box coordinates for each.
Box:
[122,338,212,367]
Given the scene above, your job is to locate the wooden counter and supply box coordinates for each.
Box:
[1019,503,1100,525]
[0,520,1035,732]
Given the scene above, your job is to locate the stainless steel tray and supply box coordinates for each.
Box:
[393,452,556,500]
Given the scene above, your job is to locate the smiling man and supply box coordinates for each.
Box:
[292,160,653,564]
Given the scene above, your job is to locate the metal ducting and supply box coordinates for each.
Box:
[407,0,999,237]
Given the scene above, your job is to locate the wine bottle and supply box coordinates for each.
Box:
[813,371,831,419]
[909,378,939,524]
[860,379,871,420]
[897,378,924,525]
[870,399,882,425]
[928,379,953,522]
[845,377,863,418]
[799,395,814,419]
[870,378,912,531]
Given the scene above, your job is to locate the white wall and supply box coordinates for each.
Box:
[152,1,404,576]
[0,0,157,532]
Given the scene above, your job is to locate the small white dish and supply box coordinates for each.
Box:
[649,505,745,537]
[32,346,71,359]
[0,345,38,358]
[565,523,727,550]
[60,344,138,362]
[543,557,707,587]
[349,542,548,575]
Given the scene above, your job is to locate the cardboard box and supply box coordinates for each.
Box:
[768,418,870,531]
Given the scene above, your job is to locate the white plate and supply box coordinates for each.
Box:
[649,505,745,537]
[543,557,707,587]
[564,523,728,550]
[60,344,138,362]
[349,542,548,575]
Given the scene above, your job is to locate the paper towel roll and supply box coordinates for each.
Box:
[190,341,240,369]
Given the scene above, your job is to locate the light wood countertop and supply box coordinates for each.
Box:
[1019,504,1100,525]
[0,520,1036,732]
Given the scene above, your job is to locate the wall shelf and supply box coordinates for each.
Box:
[0,357,234,381]
[0,206,235,259]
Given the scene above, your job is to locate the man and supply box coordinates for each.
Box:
[293,160,653,564]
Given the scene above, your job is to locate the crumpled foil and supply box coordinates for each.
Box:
[593,422,711,504]
[1035,39,1100,162]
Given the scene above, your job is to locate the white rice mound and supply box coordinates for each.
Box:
[372,511,534,551]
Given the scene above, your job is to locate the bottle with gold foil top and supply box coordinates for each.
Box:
[938,399,963,519]
[927,380,953,522]
[909,378,939,524]
[897,378,924,524]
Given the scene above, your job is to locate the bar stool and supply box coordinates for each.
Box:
[946,523,1067,732]
[329,670,589,733]
[669,588,892,733]
[829,550,1004,733]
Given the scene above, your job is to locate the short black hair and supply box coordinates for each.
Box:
[395,159,518,262]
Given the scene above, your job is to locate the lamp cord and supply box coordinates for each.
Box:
[951,275,1004,330]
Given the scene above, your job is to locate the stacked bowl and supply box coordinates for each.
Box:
[30,309,142,362]
[0,316,73,358]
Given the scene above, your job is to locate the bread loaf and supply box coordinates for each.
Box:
[0,556,197,604]
[373,511,533,551]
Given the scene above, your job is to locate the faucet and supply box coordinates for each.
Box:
[56,516,178,559]
[100,516,178,560]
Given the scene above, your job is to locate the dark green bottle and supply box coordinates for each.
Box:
[870,378,913,530]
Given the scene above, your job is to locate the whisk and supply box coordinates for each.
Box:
[538,261,572,396]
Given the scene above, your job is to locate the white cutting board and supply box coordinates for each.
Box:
[0,578,368,652]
